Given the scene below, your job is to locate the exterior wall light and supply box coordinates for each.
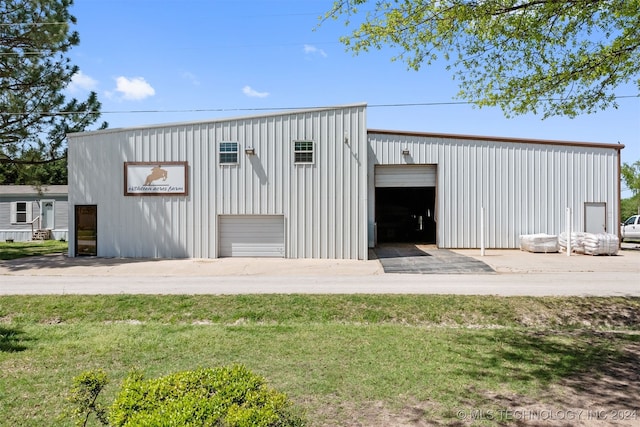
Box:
[402,148,410,155]
[245,148,255,155]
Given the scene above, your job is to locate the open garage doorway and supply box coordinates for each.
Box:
[375,187,436,244]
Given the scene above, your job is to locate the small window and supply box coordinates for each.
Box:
[294,141,314,164]
[16,202,28,223]
[219,142,238,164]
[11,201,31,224]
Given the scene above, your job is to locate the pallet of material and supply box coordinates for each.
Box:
[559,232,619,256]
[519,234,559,253]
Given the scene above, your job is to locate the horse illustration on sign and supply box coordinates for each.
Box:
[144,166,168,186]
[125,161,187,196]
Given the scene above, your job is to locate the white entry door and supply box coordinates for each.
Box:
[584,203,606,234]
[40,200,55,229]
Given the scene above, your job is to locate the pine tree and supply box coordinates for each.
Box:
[0,0,106,171]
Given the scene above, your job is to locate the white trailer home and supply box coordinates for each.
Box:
[67,103,623,259]
[0,185,69,242]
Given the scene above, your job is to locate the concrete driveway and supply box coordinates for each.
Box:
[0,245,638,296]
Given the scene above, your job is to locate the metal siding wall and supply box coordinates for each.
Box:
[356,108,369,259]
[68,125,208,259]
[0,196,66,231]
[282,107,367,259]
[368,132,619,249]
[68,104,367,260]
[54,198,69,230]
[0,202,11,229]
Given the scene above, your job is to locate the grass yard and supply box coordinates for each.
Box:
[0,240,68,260]
[1,295,639,426]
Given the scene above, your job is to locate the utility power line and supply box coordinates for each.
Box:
[0,95,637,117]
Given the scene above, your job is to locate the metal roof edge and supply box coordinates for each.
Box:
[67,103,368,138]
[367,129,625,151]
[0,185,68,196]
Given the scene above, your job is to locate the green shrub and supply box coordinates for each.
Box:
[108,365,305,427]
[67,370,110,426]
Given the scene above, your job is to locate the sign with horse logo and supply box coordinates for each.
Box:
[124,162,188,196]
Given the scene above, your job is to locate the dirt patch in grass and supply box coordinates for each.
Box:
[522,340,640,426]
[312,339,639,426]
[514,299,640,332]
[311,398,435,427]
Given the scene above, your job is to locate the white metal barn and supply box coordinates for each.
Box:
[67,103,622,259]
[67,104,368,259]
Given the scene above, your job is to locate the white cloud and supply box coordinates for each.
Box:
[68,70,98,92]
[181,71,200,86]
[242,85,269,98]
[303,44,327,58]
[114,76,155,100]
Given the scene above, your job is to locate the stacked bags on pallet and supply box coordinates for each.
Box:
[558,232,619,255]
[519,234,559,253]
[558,232,586,254]
[583,233,619,255]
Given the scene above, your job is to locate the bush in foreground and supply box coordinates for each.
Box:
[67,370,109,426]
[69,365,305,427]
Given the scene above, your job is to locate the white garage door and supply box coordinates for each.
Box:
[219,215,285,257]
[375,165,437,187]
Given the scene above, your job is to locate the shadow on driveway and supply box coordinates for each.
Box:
[0,253,166,273]
[374,244,495,274]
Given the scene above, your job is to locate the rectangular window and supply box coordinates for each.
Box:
[219,142,238,164]
[11,201,31,224]
[16,202,27,223]
[294,141,314,164]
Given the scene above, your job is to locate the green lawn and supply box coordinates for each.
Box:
[0,240,68,260]
[1,295,639,426]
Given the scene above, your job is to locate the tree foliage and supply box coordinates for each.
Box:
[0,0,106,168]
[621,194,639,220]
[323,0,640,118]
[622,160,640,197]
[622,160,640,215]
[0,149,67,184]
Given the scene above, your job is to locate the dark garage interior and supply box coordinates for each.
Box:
[375,187,436,244]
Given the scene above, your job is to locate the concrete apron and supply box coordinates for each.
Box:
[373,244,495,274]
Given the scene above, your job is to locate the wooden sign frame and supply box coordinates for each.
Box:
[124,162,188,196]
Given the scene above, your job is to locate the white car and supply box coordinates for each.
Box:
[621,215,640,242]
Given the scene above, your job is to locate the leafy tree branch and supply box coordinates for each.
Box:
[322,0,640,118]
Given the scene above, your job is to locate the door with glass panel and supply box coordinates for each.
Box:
[75,205,97,256]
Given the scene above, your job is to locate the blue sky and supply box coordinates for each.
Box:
[67,0,639,195]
